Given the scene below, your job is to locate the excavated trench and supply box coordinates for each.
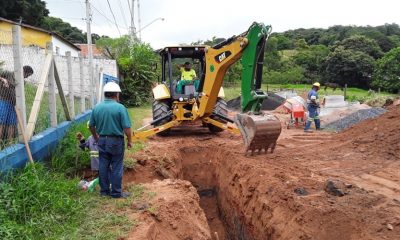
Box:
[176,146,255,240]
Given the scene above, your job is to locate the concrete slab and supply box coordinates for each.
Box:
[324,95,348,108]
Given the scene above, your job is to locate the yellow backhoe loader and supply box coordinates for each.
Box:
[133,22,282,154]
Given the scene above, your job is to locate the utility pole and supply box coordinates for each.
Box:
[130,0,137,42]
[85,0,94,107]
[137,0,141,41]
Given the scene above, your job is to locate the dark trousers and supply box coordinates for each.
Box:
[304,105,320,130]
[97,137,124,197]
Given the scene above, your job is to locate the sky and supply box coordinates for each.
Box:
[45,0,400,49]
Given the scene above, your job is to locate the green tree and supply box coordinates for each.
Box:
[0,0,49,26]
[40,16,86,43]
[334,35,383,59]
[293,44,329,81]
[275,34,293,50]
[97,37,158,106]
[118,42,158,106]
[294,39,309,50]
[96,36,131,59]
[372,47,400,93]
[224,62,242,85]
[264,36,282,71]
[323,46,375,88]
[91,33,101,43]
[264,66,306,84]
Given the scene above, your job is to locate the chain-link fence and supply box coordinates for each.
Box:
[0,29,18,149]
[0,24,117,153]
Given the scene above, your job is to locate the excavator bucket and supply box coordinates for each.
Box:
[235,113,282,155]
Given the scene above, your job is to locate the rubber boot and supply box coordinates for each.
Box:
[315,118,321,130]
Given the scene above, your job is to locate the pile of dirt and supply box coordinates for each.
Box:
[226,92,285,111]
[127,179,212,240]
[336,105,400,160]
[123,107,400,239]
[324,107,387,131]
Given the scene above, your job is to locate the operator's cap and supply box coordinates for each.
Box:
[313,82,321,87]
[103,81,121,93]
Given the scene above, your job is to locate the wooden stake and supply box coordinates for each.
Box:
[15,106,34,165]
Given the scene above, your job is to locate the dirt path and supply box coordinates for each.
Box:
[124,106,400,239]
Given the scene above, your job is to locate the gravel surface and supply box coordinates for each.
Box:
[324,107,387,131]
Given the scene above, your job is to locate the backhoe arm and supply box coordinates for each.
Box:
[198,35,248,117]
[198,22,272,117]
[199,23,282,155]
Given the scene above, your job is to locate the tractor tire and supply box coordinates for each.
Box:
[208,98,228,133]
[152,100,172,136]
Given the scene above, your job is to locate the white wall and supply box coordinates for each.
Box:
[51,36,80,57]
[0,44,117,97]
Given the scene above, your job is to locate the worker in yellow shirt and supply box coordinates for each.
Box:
[176,62,199,93]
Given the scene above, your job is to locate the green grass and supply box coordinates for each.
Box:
[0,164,87,239]
[128,104,152,130]
[1,120,151,239]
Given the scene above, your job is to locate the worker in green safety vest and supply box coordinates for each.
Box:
[176,62,199,93]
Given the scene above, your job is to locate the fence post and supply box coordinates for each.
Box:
[47,42,57,127]
[97,67,104,103]
[89,59,94,108]
[344,84,347,99]
[94,64,99,105]
[12,25,26,143]
[79,54,85,113]
[66,51,75,119]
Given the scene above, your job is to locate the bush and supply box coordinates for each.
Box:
[51,122,90,175]
[119,42,158,107]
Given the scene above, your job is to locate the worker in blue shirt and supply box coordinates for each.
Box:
[304,82,321,132]
[89,81,132,198]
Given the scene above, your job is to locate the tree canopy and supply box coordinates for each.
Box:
[97,37,158,106]
[0,0,106,43]
[40,17,86,43]
[372,47,400,93]
[333,35,383,59]
[0,0,49,26]
[323,46,375,88]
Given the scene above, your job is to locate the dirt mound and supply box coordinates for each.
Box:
[123,106,400,240]
[336,105,400,160]
[127,179,211,240]
[227,92,285,111]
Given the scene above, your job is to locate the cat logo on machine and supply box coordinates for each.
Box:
[215,51,231,63]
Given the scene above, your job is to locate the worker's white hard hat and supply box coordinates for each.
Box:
[313,82,321,88]
[103,81,121,93]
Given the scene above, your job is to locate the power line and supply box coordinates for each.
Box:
[105,0,122,36]
[56,16,85,21]
[90,4,113,28]
[127,0,132,19]
[117,0,129,29]
[91,4,125,31]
